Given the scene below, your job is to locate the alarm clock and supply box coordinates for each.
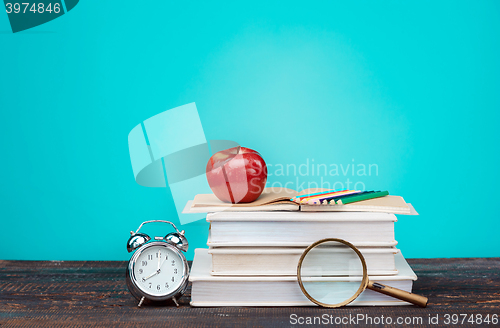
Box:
[126,220,189,307]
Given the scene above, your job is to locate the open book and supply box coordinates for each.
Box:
[184,188,415,214]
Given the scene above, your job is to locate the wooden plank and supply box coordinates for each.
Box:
[0,258,499,327]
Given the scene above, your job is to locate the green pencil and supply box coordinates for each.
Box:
[335,190,389,205]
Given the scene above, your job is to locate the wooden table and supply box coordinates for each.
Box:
[1,258,499,327]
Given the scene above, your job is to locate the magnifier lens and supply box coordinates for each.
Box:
[299,240,366,307]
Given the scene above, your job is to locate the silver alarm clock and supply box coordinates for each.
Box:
[126,220,189,307]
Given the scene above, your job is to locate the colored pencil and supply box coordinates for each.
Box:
[291,190,338,201]
[299,190,355,204]
[308,190,362,205]
[293,190,345,202]
[336,191,389,205]
[326,191,376,204]
[328,190,378,205]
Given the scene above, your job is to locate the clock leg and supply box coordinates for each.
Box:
[172,296,179,307]
[138,296,145,307]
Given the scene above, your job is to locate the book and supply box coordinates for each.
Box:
[187,188,413,214]
[206,211,397,246]
[209,246,399,276]
[189,249,417,307]
[196,187,303,205]
[183,200,300,213]
[207,232,399,248]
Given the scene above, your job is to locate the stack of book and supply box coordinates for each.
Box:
[184,188,418,306]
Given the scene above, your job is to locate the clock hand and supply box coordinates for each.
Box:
[142,269,160,282]
[159,252,176,270]
[158,258,166,271]
[158,249,161,271]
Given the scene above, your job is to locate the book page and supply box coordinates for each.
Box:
[192,187,298,207]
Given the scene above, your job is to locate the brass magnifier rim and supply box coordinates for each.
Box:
[297,238,369,308]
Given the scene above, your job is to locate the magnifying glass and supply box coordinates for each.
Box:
[297,238,428,308]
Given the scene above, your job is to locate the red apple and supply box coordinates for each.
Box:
[206,146,267,203]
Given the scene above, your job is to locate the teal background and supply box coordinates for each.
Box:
[1,1,499,261]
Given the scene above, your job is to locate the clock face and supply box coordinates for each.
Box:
[133,244,185,296]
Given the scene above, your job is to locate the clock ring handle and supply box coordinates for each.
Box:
[132,220,182,235]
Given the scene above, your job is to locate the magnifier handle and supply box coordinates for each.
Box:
[367,281,428,307]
